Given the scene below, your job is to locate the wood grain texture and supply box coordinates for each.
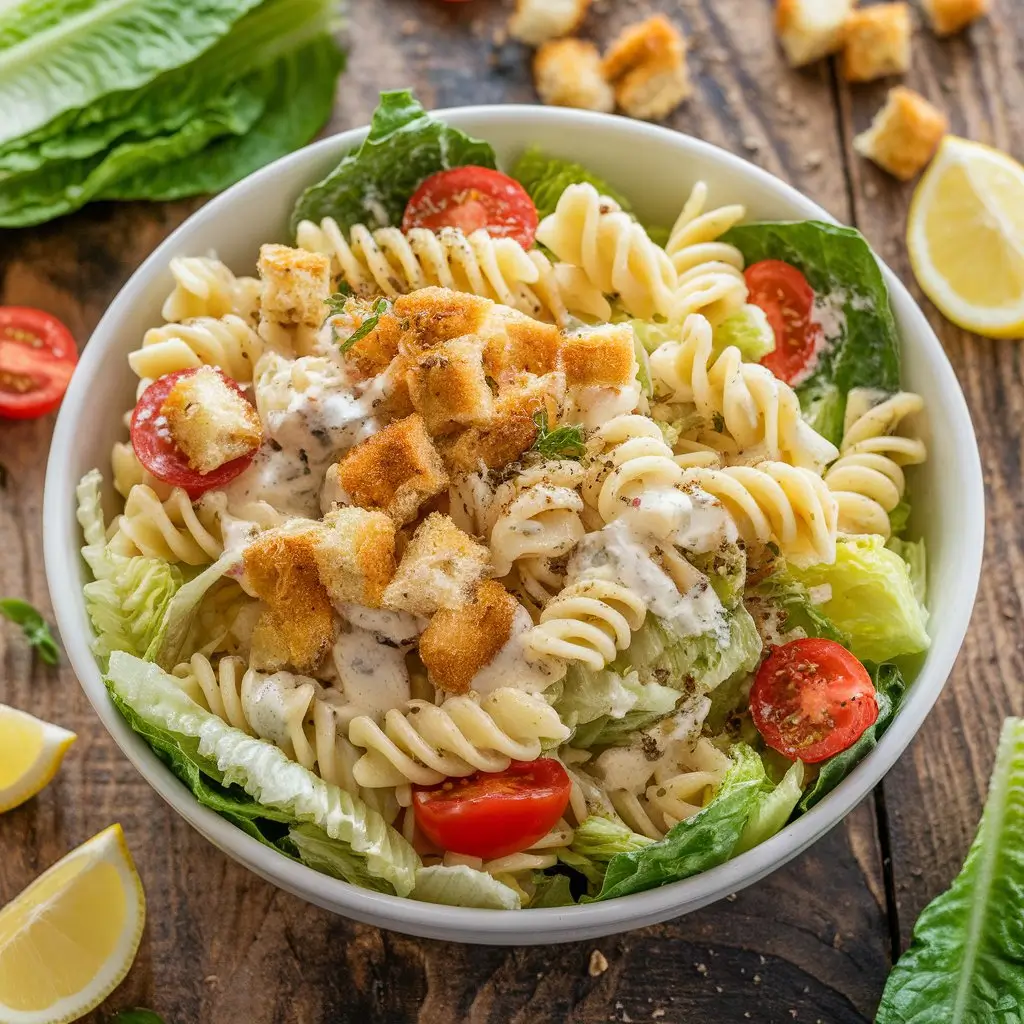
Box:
[0,0,1012,1018]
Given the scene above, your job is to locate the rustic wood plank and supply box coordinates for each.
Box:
[834,0,1024,947]
[0,1,904,1019]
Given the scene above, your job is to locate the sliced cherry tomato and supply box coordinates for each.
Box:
[402,166,539,250]
[745,260,823,385]
[130,368,256,498]
[751,638,878,764]
[0,307,78,419]
[412,758,571,860]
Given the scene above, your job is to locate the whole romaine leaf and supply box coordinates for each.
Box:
[289,89,497,233]
[797,663,906,813]
[723,221,901,445]
[0,0,266,147]
[592,744,767,901]
[876,718,1024,1023]
[412,865,521,910]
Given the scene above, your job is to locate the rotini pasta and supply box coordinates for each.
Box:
[535,183,677,321]
[348,688,571,788]
[128,314,264,384]
[110,440,170,501]
[161,256,261,324]
[649,313,839,473]
[682,460,839,567]
[107,484,223,565]
[824,391,926,538]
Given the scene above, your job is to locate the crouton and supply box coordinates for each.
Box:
[560,324,637,388]
[842,3,912,83]
[334,414,449,525]
[314,506,397,608]
[257,244,332,328]
[160,365,262,475]
[405,337,495,435]
[442,371,566,473]
[603,15,691,121]
[382,513,491,616]
[336,299,403,379]
[921,0,988,35]
[418,580,519,694]
[508,0,591,45]
[775,0,856,67]
[243,522,335,672]
[481,306,563,378]
[854,87,948,180]
[534,39,615,113]
[394,288,492,353]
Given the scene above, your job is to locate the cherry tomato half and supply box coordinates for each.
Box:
[130,368,256,498]
[402,166,539,250]
[413,758,571,860]
[745,260,822,385]
[0,307,78,419]
[751,638,878,764]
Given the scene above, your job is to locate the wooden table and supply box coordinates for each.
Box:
[2,1,1021,1020]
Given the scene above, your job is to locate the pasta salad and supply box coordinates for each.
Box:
[80,91,931,909]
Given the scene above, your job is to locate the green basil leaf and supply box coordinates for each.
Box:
[0,598,60,665]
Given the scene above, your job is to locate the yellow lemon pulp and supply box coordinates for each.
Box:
[0,704,76,813]
[0,825,145,1024]
[908,136,1024,338]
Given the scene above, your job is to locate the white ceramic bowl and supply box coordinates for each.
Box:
[44,107,984,944]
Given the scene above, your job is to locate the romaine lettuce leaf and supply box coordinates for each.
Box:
[749,573,849,645]
[876,718,1024,1023]
[888,536,927,605]
[571,815,655,862]
[290,89,496,233]
[285,823,406,894]
[412,865,521,910]
[564,673,681,745]
[511,146,634,219]
[106,652,420,896]
[735,760,805,854]
[528,873,577,908]
[784,535,929,664]
[723,221,901,445]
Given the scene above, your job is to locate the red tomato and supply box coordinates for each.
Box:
[0,307,78,419]
[745,260,822,385]
[130,369,256,498]
[402,166,539,249]
[412,758,571,860]
[751,638,878,764]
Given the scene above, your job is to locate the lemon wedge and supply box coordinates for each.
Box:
[908,136,1024,338]
[0,825,145,1024]
[0,704,76,813]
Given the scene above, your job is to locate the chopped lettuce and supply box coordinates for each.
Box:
[888,536,927,605]
[877,718,1024,1023]
[528,873,577,908]
[713,304,776,362]
[572,815,655,862]
[511,147,634,220]
[785,535,930,664]
[106,652,420,895]
[888,499,912,537]
[290,89,496,233]
[412,865,521,911]
[749,573,849,645]
[689,543,747,608]
[566,676,681,747]
[735,760,805,854]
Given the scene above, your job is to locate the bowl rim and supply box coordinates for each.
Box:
[43,104,985,944]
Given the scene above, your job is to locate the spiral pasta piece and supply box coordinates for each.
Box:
[683,460,838,567]
[161,256,261,324]
[536,183,677,320]
[107,484,223,565]
[348,688,571,788]
[524,578,647,674]
[824,391,926,538]
[296,217,608,324]
[665,182,749,325]
[110,441,170,500]
[649,313,838,473]
[129,314,264,384]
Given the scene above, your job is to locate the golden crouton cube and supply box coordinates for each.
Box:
[314,506,397,609]
[560,324,637,388]
[244,523,335,673]
[257,244,332,328]
[508,0,591,45]
[405,337,495,436]
[481,306,563,378]
[337,299,403,380]
[382,513,491,617]
[160,365,262,475]
[854,87,948,180]
[394,287,493,353]
[922,0,988,35]
[419,580,519,694]
[603,15,691,121]
[842,3,912,83]
[775,0,857,67]
[334,414,449,525]
[534,39,615,113]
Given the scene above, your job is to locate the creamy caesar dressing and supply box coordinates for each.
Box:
[332,623,411,717]
[566,381,643,429]
[240,670,316,749]
[674,487,738,554]
[221,443,324,519]
[336,602,425,647]
[470,604,563,696]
